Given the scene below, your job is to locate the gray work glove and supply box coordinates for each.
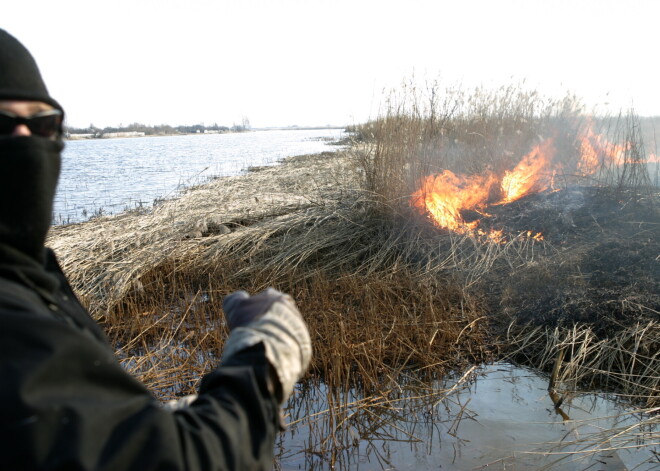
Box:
[221,288,312,404]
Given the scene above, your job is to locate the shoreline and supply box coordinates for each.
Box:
[52,145,347,227]
[55,129,349,225]
[65,126,347,140]
[48,149,354,311]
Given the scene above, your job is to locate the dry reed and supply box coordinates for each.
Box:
[505,322,660,406]
[47,82,658,467]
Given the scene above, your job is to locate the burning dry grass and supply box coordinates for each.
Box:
[48,148,494,397]
[346,83,658,466]
[98,209,495,397]
[47,82,658,467]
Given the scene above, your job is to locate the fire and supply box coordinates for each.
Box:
[500,139,556,204]
[411,170,496,235]
[411,140,557,240]
[578,126,600,174]
[412,121,655,241]
[578,123,628,171]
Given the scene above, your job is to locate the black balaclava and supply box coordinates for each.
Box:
[0,29,64,262]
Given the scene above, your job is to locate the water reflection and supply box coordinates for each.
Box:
[55,129,344,224]
[278,363,658,470]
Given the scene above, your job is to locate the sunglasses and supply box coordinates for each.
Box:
[0,108,63,138]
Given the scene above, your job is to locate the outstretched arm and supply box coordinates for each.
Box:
[0,287,309,470]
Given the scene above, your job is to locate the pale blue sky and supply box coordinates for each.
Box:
[4,0,659,128]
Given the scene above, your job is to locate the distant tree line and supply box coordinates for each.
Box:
[65,119,251,138]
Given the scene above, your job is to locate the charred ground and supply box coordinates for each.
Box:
[474,187,659,337]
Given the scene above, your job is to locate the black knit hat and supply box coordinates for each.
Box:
[0,29,63,112]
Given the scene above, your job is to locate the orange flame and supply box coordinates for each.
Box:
[500,139,556,204]
[578,125,601,174]
[578,123,629,172]
[412,140,557,240]
[411,170,496,234]
[413,123,656,241]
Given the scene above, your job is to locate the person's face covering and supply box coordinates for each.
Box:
[0,100,63,260]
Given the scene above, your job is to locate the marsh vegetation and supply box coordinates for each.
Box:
[49,83,659,469]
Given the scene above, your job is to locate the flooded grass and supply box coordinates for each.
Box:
[48,83,659,469]
[278,364,658,470]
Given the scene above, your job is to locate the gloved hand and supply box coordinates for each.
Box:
[221,288,312,404]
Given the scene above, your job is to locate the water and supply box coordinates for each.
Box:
[54,128,345,224]
[279,363,658,470]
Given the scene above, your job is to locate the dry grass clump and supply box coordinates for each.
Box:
[106,206,495,398]
[48,151,352,316]
[505,322,660,407]
[111,260,490,399]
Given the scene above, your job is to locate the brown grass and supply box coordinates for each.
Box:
[47,82,658,466]
[99,208,495,398]
[505,322,660,406]
[351,82,658,392]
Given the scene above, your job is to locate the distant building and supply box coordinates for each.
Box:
[102,131,146,138]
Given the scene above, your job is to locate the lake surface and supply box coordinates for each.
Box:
[279,363,658,470]
[55,128,345,224]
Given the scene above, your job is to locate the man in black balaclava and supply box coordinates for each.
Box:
[0,30,64,262]
[0,29,311,470]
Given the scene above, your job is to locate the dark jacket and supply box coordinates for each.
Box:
[0,244,279,470]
